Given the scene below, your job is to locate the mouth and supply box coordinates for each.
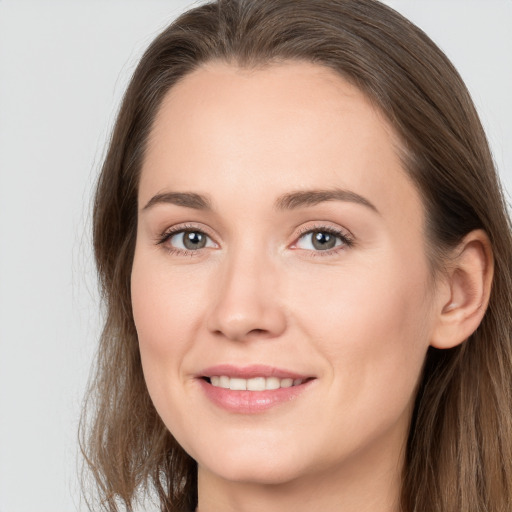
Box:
[202,375,311,391]
[197,365,316,413]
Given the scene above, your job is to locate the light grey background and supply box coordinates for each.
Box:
[0,1,510,511]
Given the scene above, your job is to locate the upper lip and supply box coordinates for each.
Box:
[199,364,312,380]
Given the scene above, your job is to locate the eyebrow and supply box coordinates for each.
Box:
[275,188,378,213]
[142,192,212,211]
[142,187,378,214]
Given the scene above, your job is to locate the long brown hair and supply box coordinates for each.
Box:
[81,1,512,511]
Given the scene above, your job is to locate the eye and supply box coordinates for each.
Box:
[163,229,216,252]
[294,228,352,252]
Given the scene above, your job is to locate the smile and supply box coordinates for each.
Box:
[198,365,315,413]
[206,376,306,391]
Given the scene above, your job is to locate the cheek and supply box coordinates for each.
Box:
[130,250,205,407]
[131,248,206,346]
[286,252,433,416]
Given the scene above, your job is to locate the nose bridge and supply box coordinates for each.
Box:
[207,239,286,341]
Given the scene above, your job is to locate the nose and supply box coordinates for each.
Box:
[206,249,287,342]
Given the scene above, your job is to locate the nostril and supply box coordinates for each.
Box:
[249,328,266,335]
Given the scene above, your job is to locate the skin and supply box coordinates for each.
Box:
[131,61,489,512]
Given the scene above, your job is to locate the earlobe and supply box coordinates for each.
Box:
[430,229,494,349]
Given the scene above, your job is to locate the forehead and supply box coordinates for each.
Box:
[140,60,421,224]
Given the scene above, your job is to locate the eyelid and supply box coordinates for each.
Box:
[295,222,353,239]
[290,222,355,253]
[156,223,219,253]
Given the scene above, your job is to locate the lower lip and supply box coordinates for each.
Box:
[198,378,314,414]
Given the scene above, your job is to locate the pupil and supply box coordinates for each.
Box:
[183,231,206,250]
[312,231,336,250]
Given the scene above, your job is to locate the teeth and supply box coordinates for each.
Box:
[281,378,293,388]
[266,377,280,390]
[208,376,305,390]
[247,377,265,391]
[219,376,230,389]
[229,378,247,391]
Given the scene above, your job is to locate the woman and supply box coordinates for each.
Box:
[81,0,512,511]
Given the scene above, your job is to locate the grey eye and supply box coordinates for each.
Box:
[170,230,214,250]
[311,231,337,250]
[295,230,344,251]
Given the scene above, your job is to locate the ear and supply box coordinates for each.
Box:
[430,229,494,349]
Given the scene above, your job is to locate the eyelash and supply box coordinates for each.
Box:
[156,223,211,257]
[156,223,354,257]
[292,224,354,257]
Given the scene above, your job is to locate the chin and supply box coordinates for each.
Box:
[206,461,305,486]
[194,439,309,485]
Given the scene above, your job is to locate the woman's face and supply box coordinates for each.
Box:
[132,62,438,487]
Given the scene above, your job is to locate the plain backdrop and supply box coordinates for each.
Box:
[0,1,510,511]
